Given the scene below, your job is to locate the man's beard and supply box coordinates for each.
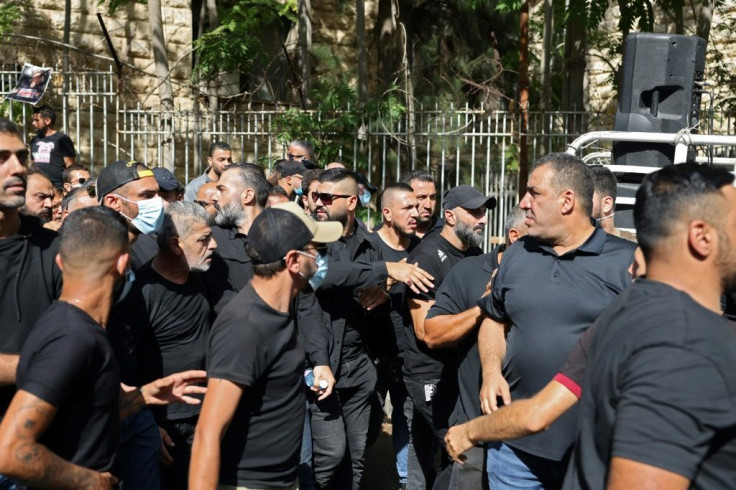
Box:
[717,229,736,294]
[395,222,416,239]
[215,200,245,228]
[455,220,484,248]
[0,195,25,209]
[312,206,348,228]
[36,127,48,138]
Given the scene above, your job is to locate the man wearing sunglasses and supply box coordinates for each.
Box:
[287,139,318,164]
[61,164,91,195]
[0,118,62,489]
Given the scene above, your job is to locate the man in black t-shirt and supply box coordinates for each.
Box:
[30,105,76,188]
[420,204,526,488]
[400,170,439,239]
[564,164,736,490]
[206,164,269,297]
[403,184,496,490]
[190,201,342,489]
[129,201,218,490]
[370,182,421,488]
[0,207,207,489]
[0,120,62,425]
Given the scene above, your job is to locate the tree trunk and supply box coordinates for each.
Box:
[148,0,175,170]
[205,0,219,110]
[562,16,586,111]
[697,0,714,42]
[375,0,400,94]
[357,0,367,106]
[540,0,553,111]
[518,1,530,200]
[298,0,312,106]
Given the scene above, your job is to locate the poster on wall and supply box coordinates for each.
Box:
[4,64,52,105]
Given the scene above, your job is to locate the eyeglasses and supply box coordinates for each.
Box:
[0,149,29,165]
[85,184,96,198]
[287,153,308,160]
[311,192,351,205]
[75,177,87,185]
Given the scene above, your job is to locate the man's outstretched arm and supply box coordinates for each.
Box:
[445,380,578,463]
[0,390,118,489]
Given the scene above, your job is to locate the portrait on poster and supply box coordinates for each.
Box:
[5,64,52,105]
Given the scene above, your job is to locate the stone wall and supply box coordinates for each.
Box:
[4,0,195,109]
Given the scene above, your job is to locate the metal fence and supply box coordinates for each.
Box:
[3,65,736,243]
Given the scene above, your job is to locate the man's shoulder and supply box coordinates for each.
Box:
[601,230,638,255]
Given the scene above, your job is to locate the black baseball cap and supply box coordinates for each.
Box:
[152,167,181,191]
[96,160,155,202]
[302,159,320,170]
[442,185,497,211]
[281,160,308,177]
[247,202,341,264]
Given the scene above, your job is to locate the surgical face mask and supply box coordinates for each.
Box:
[115,194,165,235]
[294,186,304,196]
[596,212,615,223]
[359,190,371,207]
[298,250,330,291]
[113,269,136,305]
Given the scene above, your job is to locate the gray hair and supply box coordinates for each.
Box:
[504,204,526,245]
[289,140,317,161]
[157,201,209,251]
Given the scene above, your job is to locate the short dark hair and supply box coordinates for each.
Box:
[209,141,231,157]
[59,206,129,267]
[301,169,323,195]
[378,182,415,211]
[0,118,22,139]
[401,170,434,185]
[62,164,90,184]
[533,153,594,217]
[33,105,56,126]
[318,168,359,195]
[224,163,270,208]
[269,185,289,198]
[589,165,617,201]
[635,164,734,261]
[245,242,286,278]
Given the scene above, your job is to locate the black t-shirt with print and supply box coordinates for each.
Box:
[30,131,76,187]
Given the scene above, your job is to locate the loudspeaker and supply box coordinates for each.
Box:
[612,33,706,168]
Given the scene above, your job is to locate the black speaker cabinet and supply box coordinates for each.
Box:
[612,33,706,168]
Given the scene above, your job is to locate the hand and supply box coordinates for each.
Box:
[445,423,474,464]
[481,277,494,298]
[312,365,335,401]
[356,285,389,310]
[142,370,208,406]
[386,259,435,294]
[43,221,61,231]
[479,370,511,414]
[159,427,174,466]
[87,472,118,490]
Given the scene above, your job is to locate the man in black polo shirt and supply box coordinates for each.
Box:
[564,164,736,489]
[189,201,342,489]
[421,204,527,488]
[0,207,207,489]
[129,201,218,490]
[403,184,495,490]
[208,163,269,294]
[478,153,635,489]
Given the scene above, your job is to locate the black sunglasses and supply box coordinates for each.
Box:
[311,192,351,205]
[85,184,96,198]
[0,149,29,165]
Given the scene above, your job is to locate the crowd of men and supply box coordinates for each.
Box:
[0,109,734,490]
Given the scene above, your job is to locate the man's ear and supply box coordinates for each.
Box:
[688,220,716,260]
[170,236,183,256]
[102,194,122,212]
[508,228,520,244]
[347,195,358,212]
[285,250,301,273]
[560,190,575,214]
[55,253,63,271]
[602,195,615,217]
[444,209,456,226]
[382,207,392,224]
[241,188,255,206]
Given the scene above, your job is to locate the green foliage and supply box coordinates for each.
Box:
[0,0,29,38]
[192,0,297,81]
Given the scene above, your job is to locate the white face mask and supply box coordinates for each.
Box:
[297,249,330,291]
[115,194,165,235]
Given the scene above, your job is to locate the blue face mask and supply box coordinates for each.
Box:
[360,190,371,206]
[294,186,304,196]
[116,195,165,235]
[309,251,329,290]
